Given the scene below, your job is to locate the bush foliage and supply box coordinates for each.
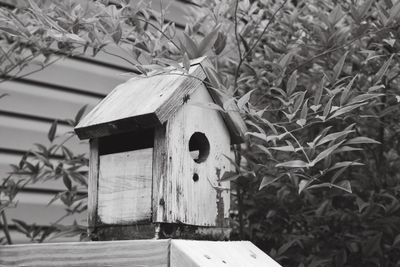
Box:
[1,0,400,266]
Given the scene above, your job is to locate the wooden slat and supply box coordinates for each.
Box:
[0,115,88,154]
[15,57,128,95]
[0,239,170,267]
[153,124,168,223]
[170,240,282,267]
[88,139,99,230]
[97,148,153,224]
[0,81,100,121]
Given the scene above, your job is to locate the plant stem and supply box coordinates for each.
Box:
[1,210,12,245]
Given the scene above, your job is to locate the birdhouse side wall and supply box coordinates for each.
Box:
[154,84,232,227]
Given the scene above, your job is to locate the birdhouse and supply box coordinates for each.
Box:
[75,57,246,241]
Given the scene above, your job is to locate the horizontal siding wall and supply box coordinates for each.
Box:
[0,0,204,243]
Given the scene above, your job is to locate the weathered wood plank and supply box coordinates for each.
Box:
[170,240,282,267]
[0,239,169,267]
[98,148,153,224]
[157,84,232,226]
[88,139,99,231]
[153,124,168,224]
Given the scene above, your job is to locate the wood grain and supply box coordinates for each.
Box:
[170,240,282,267]
[0,239,169,267]
[88,139,99,230]
[153,124,168,223]
[98,148,153,224]
[155,84,232,226]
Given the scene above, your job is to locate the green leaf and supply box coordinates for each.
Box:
[316,130,354,147]
[269,145,295,152]
[332,180,352,193]
[297,99,309,127]
[74,105,87,126]
[329,103,366,119]
[259,174,286,190]
[214,32,227,55]
[278,52,293,69]
[321,96,334,119]
[181,33,199,59]
[245,132,267,142]
[63,174,72,191]
[359,0,374,18]
[327,161,363,172]
[48,120,58,143]
[340,75,357,106]
[374,54,394,84]
[237,89,255,110]
[314,76,325,106]
[220,171,240,182]
[330,165,350,183]
[198,26,220,55]
[286,71,297,96]
[356,197,369,213]
[332,52,348,82]
[310,141,344,166]
[276,160,309,168]
[347,93,383,105]
[386,1,400,25]
[344,137,380,145]
[183,52,190,73]
[298,179,311,194]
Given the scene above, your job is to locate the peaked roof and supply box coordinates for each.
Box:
[75,57,246,144]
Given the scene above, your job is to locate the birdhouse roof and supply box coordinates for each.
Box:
[75,57,246,144]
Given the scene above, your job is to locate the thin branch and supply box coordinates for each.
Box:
[244,0,288,59]
[135,17,182,52]
[233,0,288,92]
[234,0,242,60]
[102,48,139,67]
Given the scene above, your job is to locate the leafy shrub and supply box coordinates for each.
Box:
[1,0,400,266]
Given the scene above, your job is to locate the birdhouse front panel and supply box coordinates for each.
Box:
[95,129,155,226]
[154,83,232,227]
[97,148,153,224]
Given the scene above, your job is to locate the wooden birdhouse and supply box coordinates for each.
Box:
[75,57,246,241]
